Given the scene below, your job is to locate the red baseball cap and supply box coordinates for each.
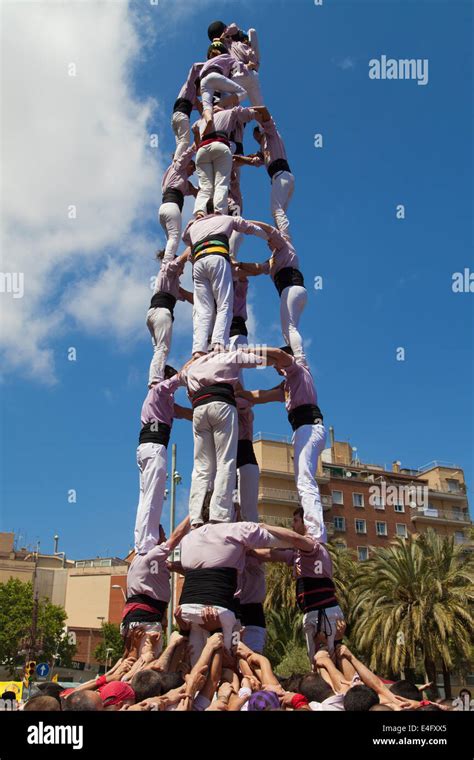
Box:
[98,682,135,706]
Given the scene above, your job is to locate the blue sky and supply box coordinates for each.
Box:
[1,0,472,560]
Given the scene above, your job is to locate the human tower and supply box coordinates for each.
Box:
[122,19,344,667]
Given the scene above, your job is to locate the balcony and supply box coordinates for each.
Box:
[258,514,292,528]
[258,488,332,511]
[411,508,471,525]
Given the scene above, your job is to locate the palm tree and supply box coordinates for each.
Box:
[350,531,474,696]
[264,559,296,611]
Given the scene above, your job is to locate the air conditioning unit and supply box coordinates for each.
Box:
[345,471,352,478]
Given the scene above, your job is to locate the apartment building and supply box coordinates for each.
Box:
[253,429,472,560]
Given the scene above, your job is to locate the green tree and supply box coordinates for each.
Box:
[0,578,76,675]
[350,531,474,696]
[93,622,124,666]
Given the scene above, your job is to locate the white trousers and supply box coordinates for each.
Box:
[171,111,190,161]
[134,442,168,553]
[237,462,260,522]
[303,605,345,663]
[200,72,247,112]
[271,170,295,239]
[158,202,182,261]
[293,423,327,541]
[242,625,266,653]
[146,306,172,386]
[189,401,238,526]
[179,604,237,665]
[195,143,233,215]
[280,284,307,361]
[121,622,164,657]
[232,69,263,106]
[192,255,233,354]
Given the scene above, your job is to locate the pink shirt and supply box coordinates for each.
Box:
[177,62,205,104]
[180,522,275,574]
[233,276,248,319]
[200,53,244,80]
[152,256,186,300]
[127,543,171,602]
[161,144,195,195]
[140,374,184,428]
[223,24,260,68]
[182,213,267,248]
[182,349,263,397]
[276,358,318,413]
[261,229,300,279]
[237,397,254,440]
[238,553,266,604]
[280,537,333,580]
[194,106,256,140]
[260,117,288,167]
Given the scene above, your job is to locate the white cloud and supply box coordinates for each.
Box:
[337,57,356,71]
[0,0,165,382]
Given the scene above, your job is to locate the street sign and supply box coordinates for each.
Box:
[36,663,50,678]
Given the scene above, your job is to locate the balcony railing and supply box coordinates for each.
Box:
[412,508,471,523]
[258,488,332,510]
[258,514,293,528]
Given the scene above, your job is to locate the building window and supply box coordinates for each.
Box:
[334,517,346,532]
[446,479,461,493]
[454,531,465,544]
[332,490,344,505]
[376,521,387,536]
[353,493,364,508]
[355,519,367,534]
[357,546,369,561]
[394,503,405,513]
[335,541,347,550]
[396,524,408,538]
[373,496,385,510]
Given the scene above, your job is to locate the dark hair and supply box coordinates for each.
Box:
[131,670,163,702]
[279,674,306,693]
[299,673,334,703]
[343,684,379,711]
[293,507,304,519]
[157,672,184,693]
[280,345,294,355]
[164,365,178,379]
[35,682,64,705]
[24,695,61,712]
[417,703,443,711]
[207,42,227,59]
[207,20,226,41]
[64,690,103,711]
[156,248,166,261]
[390,680,420,701]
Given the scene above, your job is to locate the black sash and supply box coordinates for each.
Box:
[121,594,167,628]
[268,158,291,179]
[200,130,230,148]
[240,602,266,628]
[192,383,236,409]
[274,267,305,296]
[149,292,177,316]
[288,404,323,432]
[237,439,257,468]
[180,567,238,611]
[230,315,248,337]
[296,577,338,614]
[162,188,184,212]
[173,97,193,116]
[233,141,244,155]
[139,421,171,447]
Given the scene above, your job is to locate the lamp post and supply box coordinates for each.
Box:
[167,444,181,641]
[111,585,127,603]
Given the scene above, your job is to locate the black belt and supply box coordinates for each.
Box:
[149,291,177,316]
[240,602,266,629]
[288,404,323,432]
[274,267,305,296]
[192,383,236,409]
[237,439,257,468]
[268,158,291,179]
[180,567,238,611]
[191,232,230,262]
[173,97,193,116]
[296,577,338,614]
[162,188,184,212]
[139,421,171,446]
[230,315,248,337]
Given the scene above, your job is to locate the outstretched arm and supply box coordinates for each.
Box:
[174,403,193,421]
[167,515,190,552]
[236,385,284,405]
[261,523,315,552]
